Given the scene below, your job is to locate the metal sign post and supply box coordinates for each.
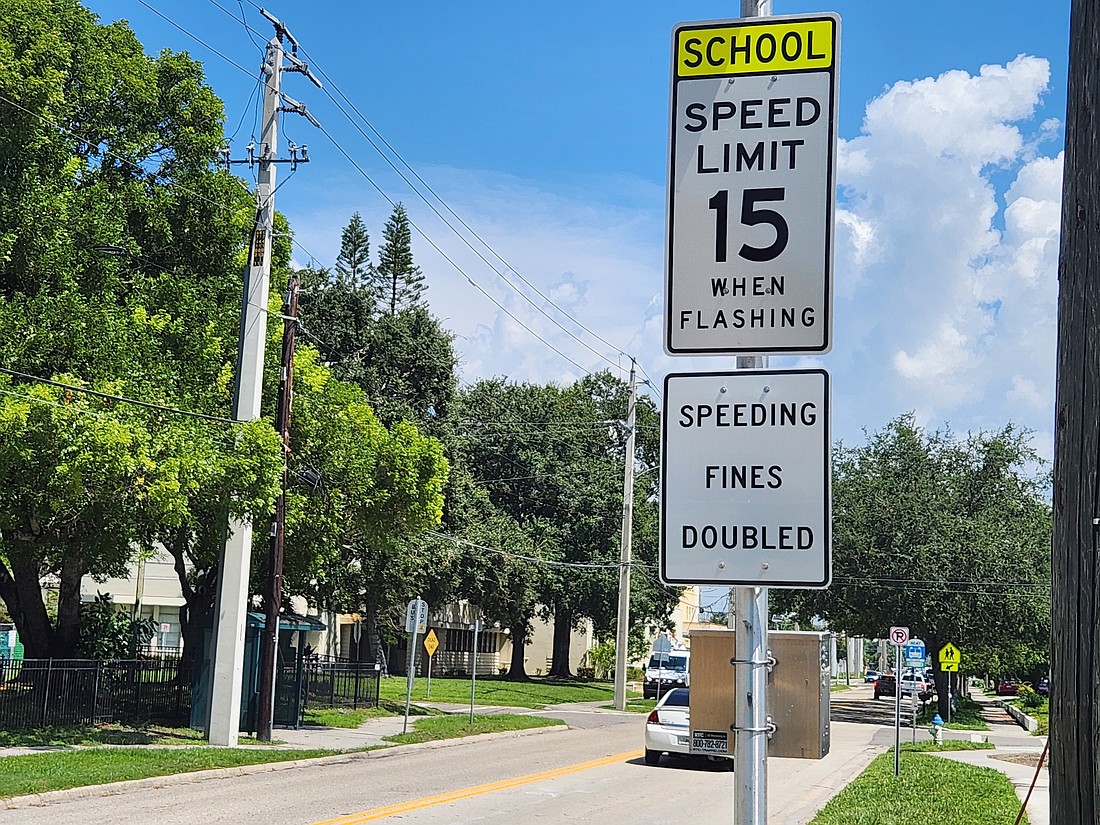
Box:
[939,642,962,725]
[894,643,902,774]
[661,5,841,824]
[888,626,908,777]
[469,618,483,724]
[403,598,428,734]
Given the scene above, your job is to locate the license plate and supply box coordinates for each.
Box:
[677,735,690,745]
[692,731,729,753]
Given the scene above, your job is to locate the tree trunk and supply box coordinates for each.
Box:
[8,551,53,658]
[179,567,216,674]
[505,620,530,681]
[52,549,84,658]
[167,526,216,674]
[366,609,388,675]
[1051,2,1100,821]
[548,608,574,678]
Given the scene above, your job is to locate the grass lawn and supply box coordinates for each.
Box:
[378,675,629,708]
[809,749,1023,825]
[383,713,564,745]
[0,747,340,798]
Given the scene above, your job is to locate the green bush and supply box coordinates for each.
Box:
[78,593,156,659]
[1016,684,1044,710]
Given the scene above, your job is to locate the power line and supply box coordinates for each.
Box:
[307,119,591,376]
[229,0,643,373]
[134,0,254,76]
[423,530,621,570]
[0,366,238,424]
[191,0,648,383]
[293,45,632,374]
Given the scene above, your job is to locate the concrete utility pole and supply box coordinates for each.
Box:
[208,10,319,746]
[1051,0,1100,820]
[256,270,300,742]
[732,5,772,821]
[613,361,638,711]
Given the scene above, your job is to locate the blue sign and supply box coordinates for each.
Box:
[905,642,926,662]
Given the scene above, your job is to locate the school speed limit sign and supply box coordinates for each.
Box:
[664,13,839,355]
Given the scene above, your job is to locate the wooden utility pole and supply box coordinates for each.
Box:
[1051,1,1100,821]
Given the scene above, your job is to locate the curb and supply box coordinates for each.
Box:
[0,723,570,811]
[1002,702,1040,733]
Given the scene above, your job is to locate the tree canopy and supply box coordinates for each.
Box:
[772,414,1051,715]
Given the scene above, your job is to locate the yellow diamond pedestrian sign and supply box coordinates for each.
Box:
[423,629,439,657]
[938,642,961,672]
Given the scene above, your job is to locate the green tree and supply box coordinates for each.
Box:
[772,415,1051,718]
[269,343,449,655]
[334,212,372,287]
[458,373,676,678]
[373,203,425,315]
[356,305,457,430]
[0,0,281,657]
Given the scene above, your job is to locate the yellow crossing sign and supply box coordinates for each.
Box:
[938,642,961,672]
[423,629,439,657]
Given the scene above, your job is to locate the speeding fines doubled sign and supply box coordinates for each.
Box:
[665,14,840,355]
[660,370,830,587]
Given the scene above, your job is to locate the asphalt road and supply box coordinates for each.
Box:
[0,693,888,825]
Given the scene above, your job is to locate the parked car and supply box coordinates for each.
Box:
[644,688,733,767]
[873,674,896,700]
[996,679,1021,696]
[900,673,935,702]
[863,669,879,683]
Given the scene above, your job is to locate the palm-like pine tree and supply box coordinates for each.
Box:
[374,203,425,314]
[335,211,372,287]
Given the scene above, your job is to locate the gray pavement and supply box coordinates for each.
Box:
[0,693,1049,824]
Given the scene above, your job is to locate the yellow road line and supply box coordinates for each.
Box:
[311,749,642,825]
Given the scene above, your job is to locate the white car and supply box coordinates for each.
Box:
[644,688,733,767]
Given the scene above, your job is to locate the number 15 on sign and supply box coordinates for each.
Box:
[665,13,840,356]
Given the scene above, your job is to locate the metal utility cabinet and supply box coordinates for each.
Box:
[688,628,830,759]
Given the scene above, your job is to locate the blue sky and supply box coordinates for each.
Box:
[85,1,1071,463]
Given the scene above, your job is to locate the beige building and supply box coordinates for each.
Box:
[86,554,593,677]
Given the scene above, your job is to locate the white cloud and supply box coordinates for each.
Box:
[833,54,1061,455]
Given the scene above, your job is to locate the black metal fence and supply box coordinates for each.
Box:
[0,657,192,730]
[303,659,382,710]
[0,656,379,731]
